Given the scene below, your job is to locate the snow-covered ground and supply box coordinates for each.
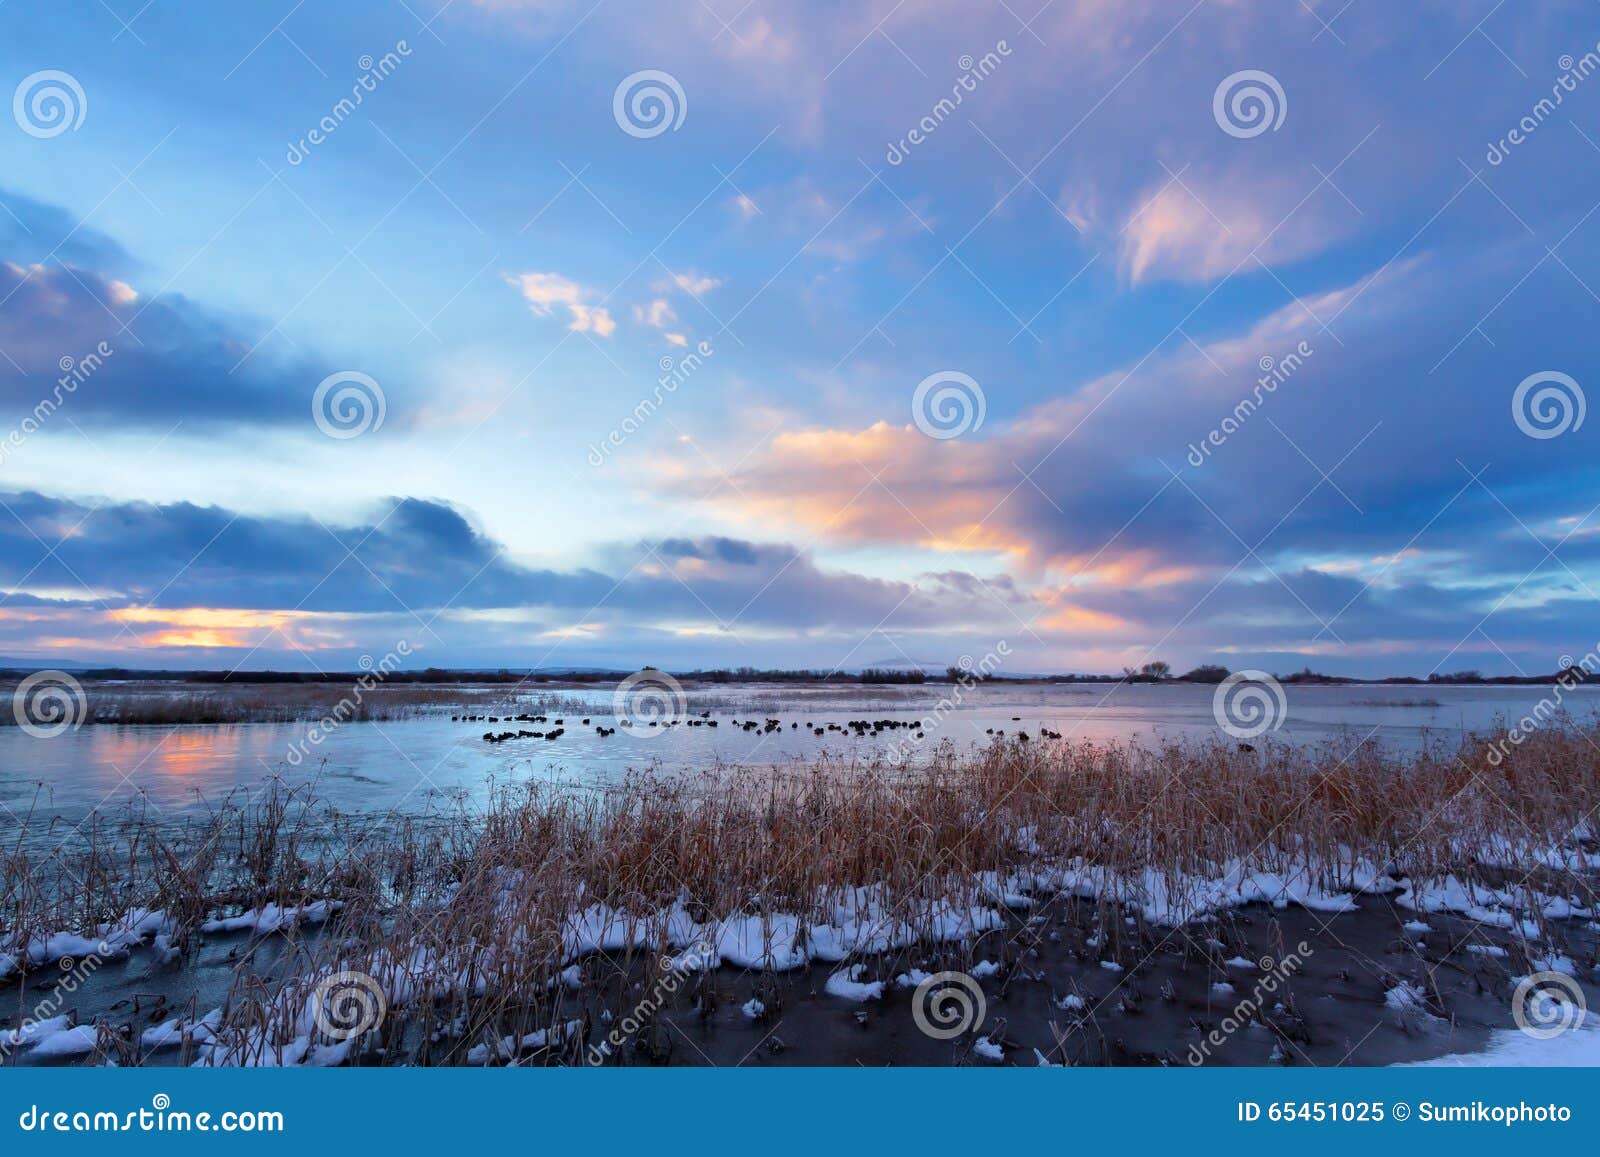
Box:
[4,836,1596,1067]
[1402,1023,1600,1067]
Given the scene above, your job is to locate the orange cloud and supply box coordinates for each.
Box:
[105,608,354,650]
[1049,552,1203,590]
[1036,603,1128,634]
[690,421,1037,557]
[109,607,301,629]
[142,627,258,649]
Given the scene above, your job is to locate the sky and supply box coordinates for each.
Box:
[0,0,1596,676]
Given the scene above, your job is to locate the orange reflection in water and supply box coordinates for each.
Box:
[90,726,255,782]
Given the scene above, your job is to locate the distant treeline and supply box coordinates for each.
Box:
[78,666,937,685]
[1110,662,1597,687]
[5,661,1593,687]
[67,667,579,685]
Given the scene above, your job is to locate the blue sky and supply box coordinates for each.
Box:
[0,0,1596,675]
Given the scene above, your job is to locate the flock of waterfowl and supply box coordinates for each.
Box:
[456,712,575,744]
[455,708,1065,745]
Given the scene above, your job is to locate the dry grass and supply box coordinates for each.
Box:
[0,681,573,726]
[3,726,1597,1064]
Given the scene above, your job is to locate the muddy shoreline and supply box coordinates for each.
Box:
[571,893,1592,1067]
[6,890,1593,1067]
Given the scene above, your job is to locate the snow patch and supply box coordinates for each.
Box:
[824,965,883,1002]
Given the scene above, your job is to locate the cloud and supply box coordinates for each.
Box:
[1115,169,1358,286]
[0,261,344,430]
[649,248,1600,670]
[0,492,1031,655]
[4,9,1596,677]
[505,270,615,336]
[736,177,926,263]
[634,298,677,328]
[567,303,616,336]
[0,186,135,272]
[657,270,722,297]
[504,270,584,315]
[0,477,1586,674]
[634,298,690,345]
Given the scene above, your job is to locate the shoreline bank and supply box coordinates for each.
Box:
[3,729,1596,1066]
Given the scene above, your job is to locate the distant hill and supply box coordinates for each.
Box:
[0,657,93,672]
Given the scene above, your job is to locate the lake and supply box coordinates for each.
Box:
[1,681,1591,839]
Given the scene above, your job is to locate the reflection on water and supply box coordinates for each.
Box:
[91,726,266,780]
[0,682,1594,835]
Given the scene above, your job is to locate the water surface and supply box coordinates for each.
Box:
[0,682,1590,837]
